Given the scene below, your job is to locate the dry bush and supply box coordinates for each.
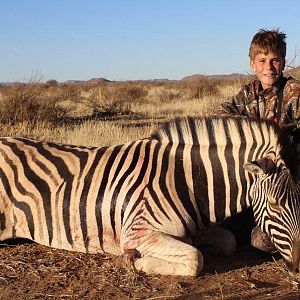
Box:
[90,83,147,115]
[0,83,67,125]
[285,66,300,80]
[151,85,182,102]
[59,84,83,103]
[187,79,221,99]
[142,79,216,105]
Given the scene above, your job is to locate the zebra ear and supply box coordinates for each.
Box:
[244,158,276,175]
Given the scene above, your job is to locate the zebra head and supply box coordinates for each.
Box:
[244,156,300,272]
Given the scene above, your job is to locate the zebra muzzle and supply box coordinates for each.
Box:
[291,238,300,272]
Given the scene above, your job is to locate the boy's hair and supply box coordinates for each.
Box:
[249,28,286,61]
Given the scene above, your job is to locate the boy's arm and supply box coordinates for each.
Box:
[280,80,300,146]
[283,97,300,128]
[218,87,250,116]
[291,95,300,127]
[281,80,300,127]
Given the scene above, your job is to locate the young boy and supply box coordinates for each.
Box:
[220,29,300,253]
[221,28,300,128]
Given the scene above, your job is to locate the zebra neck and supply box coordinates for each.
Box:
[159,143,250,229]
[188,147,253,225]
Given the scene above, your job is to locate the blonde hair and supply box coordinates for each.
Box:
[249,28,286,61]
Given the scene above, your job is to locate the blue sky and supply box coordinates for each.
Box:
[1,0,300,82]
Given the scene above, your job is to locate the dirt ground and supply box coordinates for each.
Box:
[1,238,300,300]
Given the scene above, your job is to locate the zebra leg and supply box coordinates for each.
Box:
[131,232,203,276]
[251,226,276,252]
[193,225,236,256]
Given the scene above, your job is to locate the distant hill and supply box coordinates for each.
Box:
[1,67,299,85]
[180,74,206,81]
[87,77,114,83]
[64,77,113,84]
[180,73,250,81]
[135,79,172,83]
[73,68,299,83]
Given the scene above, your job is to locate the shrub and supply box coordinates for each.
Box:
[0,83,67,125]
[189,79,220,99]
[91,84,147,115]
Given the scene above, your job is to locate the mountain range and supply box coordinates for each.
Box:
[1,66,299,85]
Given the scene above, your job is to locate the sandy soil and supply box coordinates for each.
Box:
[1,238,300,300]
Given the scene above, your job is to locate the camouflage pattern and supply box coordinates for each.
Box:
[220,76,300,127]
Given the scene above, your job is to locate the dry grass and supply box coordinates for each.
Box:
[2,68,299,145]
[0,75,248,144]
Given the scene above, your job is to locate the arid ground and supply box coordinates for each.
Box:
[1,237,300,300]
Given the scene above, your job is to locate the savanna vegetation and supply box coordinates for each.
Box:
[1,67,300,299]
[0,74,251,145]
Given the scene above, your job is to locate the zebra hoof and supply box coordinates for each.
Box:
[251,227,276,252]
[116,249,141,270]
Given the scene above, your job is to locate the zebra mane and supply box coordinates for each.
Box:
[151,115,280,146]
[151,115,300,178]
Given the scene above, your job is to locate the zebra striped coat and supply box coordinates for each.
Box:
[0,116,300,276]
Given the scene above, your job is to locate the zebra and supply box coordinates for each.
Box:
[0,115,300,276]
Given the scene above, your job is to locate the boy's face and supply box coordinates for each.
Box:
[250,51,285,89]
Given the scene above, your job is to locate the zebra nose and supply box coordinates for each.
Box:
[292,238,300,272]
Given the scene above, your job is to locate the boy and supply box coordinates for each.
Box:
[220,28,300,253]
[221,28,300,128]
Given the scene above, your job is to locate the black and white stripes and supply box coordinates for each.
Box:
[151,116,281,223]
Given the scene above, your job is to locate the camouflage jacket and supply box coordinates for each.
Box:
[220,76,300,127]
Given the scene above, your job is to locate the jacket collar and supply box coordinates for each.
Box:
[257,75,287,99]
